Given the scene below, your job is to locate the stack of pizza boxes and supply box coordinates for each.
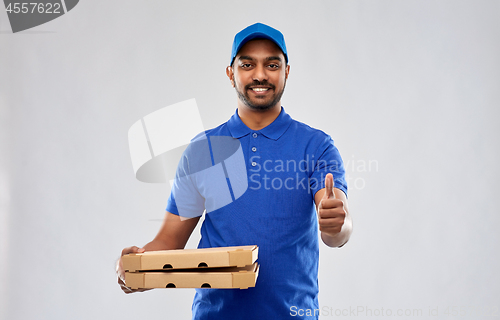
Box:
[123,245,259,289]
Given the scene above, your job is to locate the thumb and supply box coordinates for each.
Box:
[322,173,336,200]
[122,246,145,256]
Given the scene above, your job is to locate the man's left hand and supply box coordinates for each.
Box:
[317,173,346,236]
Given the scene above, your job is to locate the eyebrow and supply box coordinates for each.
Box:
[238,55,283,62]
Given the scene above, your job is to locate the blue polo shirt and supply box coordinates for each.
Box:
[166,107,347,320]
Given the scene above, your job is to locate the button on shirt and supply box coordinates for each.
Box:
[166,107,347,320]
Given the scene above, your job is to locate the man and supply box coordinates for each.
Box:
[117,22,352,319]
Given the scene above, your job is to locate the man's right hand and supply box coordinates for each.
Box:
[116,212,201,293]
[117,246,149,294]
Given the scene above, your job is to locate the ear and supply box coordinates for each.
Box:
[226,66,235,87]
[285,64,290,80]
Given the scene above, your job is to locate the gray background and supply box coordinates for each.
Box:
[1,0,499,319]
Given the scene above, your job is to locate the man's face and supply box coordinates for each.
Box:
[227,39,290,111]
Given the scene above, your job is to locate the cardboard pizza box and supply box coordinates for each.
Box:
[122,245,258,272]
[125,262,259,290]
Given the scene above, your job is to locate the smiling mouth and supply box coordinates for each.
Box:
[250,87,271,92]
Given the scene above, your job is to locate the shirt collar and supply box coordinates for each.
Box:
[227,106,292,141]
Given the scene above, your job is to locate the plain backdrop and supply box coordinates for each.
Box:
[1,1,499,319]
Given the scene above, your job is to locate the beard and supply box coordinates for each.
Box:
[234,79,286,111]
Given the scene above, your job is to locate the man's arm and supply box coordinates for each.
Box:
[314,173,352,248]
[117,211,200,293]
[144,211,201,251]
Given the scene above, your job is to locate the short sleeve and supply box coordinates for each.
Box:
[166,146,206,219]
[309,134,348,198]
[166,134,246,217]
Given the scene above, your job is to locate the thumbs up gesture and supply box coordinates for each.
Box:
[317,173,347,237]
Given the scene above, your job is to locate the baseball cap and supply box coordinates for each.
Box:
[230,22,288,66]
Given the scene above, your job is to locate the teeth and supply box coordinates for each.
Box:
[252,88,269,92]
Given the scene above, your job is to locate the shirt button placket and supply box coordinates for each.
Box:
[251,132,259,168]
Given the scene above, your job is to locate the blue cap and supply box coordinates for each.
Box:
[230,22,288,66]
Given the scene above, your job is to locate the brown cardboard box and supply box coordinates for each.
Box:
[125,263,259,289]
[122,245,258,272]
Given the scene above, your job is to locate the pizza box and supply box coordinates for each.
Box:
[122,245,258,272]
[125,262,259,289]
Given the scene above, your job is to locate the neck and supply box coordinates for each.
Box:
[237,104,282,131]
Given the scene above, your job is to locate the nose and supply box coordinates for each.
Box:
[252,64,268,82]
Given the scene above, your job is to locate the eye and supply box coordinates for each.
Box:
[267,64,280,69]
[241,63,253,69]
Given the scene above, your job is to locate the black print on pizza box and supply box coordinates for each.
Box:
[122,246,259,272]
[125,263,260,290]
